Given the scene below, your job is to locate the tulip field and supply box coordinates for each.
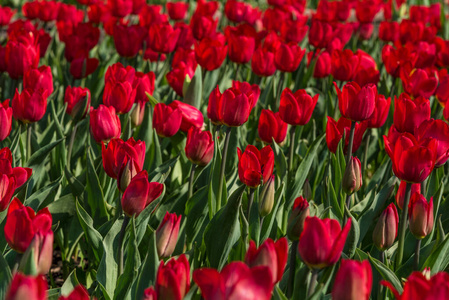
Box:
[2,0,449,299]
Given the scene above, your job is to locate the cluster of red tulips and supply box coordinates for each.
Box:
[2,0,449,299]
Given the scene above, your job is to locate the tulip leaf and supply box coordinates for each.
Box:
[26,138,64,169]
[204,184,245,269]
[185,186,209,246]
[368,254,403,294]
[286,134,325,209]
[327,178,344,221]
[183,66,202,108]
[86,148,108,221]
[136,103,153,157]
[0,252,12,300]
[272,139,288,180]
[135,185,165,246]
[273,285,288,300]
[260,182,285,242]
[60,269,80,296]
[145,92,159,107]
[24,176,62,211]
[343,205,360,258]
[75,200,103,262]
[47,194,77,225]
[64,167,86,198]
[208,133,224,219]
[422,231,449,274]
[148,155,179,183]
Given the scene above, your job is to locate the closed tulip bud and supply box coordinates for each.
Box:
[207,86,222,125]
[0,174,15,212]
[245,238,288,284]
[279,88,319,126]
[6,273,47,300]
[103,72,136,115]
[334,81,377,122]
[155,254,190,299]
[258,110,288,145]
[113,24,146,58]
[89,105,121,144]
[372,203,399,251]
[408,193,434,239]
[251,47,276,77]
[19,230,53,275]
[59,285,90,300]
[131,101,145,128]
[4,198,53,253]
[168,100,204,133]
[143,287,157,300]
[153,103,182,138]
[0,100,13,141]
[185,128,214,167]
[117,158,140,192]
[396,181,421,210]
[220,88,254,127]
[237,145,274,188]
[156,212,181,258]
[259,175,275,217]
[64,86,91,121]
[274,42,305,73]
[23,66,53,95]
[167,2,188,20]
[287,196,309,240]
[332,260,372,300]
[298,217,351,268]
[12,88,48,123]
[121,170,164,217]
[342,156,362,195]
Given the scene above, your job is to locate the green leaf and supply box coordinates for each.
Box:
[343,205,360,258]
[26,138,64,169]
[183,66,202,108]
[204,184,245,269]
[185,186,209,246]
[368,254,403,294]
[86,149,108,221]
[24,176,62,211]
[60,269,80,296]
[272,139,287,180]
[208,133,223,219]
[135,186,165,246]
[423,232,449,274]
[148,155,179,183]
[145,92,159,107]
[0,252,12,299]
[48,194,76,225]
[75,200,103,261]
[260,183,285,242]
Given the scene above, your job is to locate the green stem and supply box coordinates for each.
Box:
[414,239,421,271]
[217,127,232,209]
[362,129,371,175]
[26,123,32,162]
[188,164,197,199]
[117,215,130,277]
[286,240,299,298]
[308,269,319,298]
[246,188,255,221]
[67,123,78,171]
[288,126,296,174]
[395,182,412,270]
[379,251,385,298]
[345,121,356,165]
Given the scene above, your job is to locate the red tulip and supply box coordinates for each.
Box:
[384,132,437,183]
[330,49,359,82]
[0,100,12,141]
[12,88,48,123]
[309,19,333,49]
[156,212,182,258]
[156,254,190,300]
[408,193,434,239]
[414,41,436,69]
[393,93,430,134]
[396,181,421,210]
[372,203,399,251]
[64,86,90,120]
[193,261,273,300]
[326,116,367,154]
[245,238,288,284]
[190,14,218,40]
[342,156,362,195]
[383,271,449,299]
[219,88,253,127]
[153,103,183,137]
[167,2,188,20]
[89,105,121,144]
[308,50,331,79]
[280,17,308,44]
[185,127,214,166]
[23,66,53,95]
[415,119,449,167]
[334,81,377,122]
[166,65,193,97]
[274,42,305,73]
[355,0,380,23]
[287,196,310,240]
[102,137,146,179]
[258,109,288,144]
[103,63,136,114]
[142,287,157,300]
[436,69,449,105]
[225,24,256,64]
[59,285,90,300]
[0,149,32,190]
[168,100,204,133]
[133,71,155,103]
[4,198,52,253]
[20,230,53,275]
[400,67,438,99]
[251,47,276,77]
[121,170,163,217]
[298,217,351,269]
[6,273,47,300]
[148,22,180,54]
[174,22,195,49]
[0,173,15,212]
[353,50,380,87]
[0,6,15,26]
[379,21,399,42]
[279,88,319,126]
[232,80,260,107]
[113,24,146,58]
[332,260,372,300]
[194,37,227,71]
[5,33,39,79]
[207,86,222,125]
[366,94,390,128]
[108,0,132,18]
[224,0,253,23]
[237,145,274,188]
[69,56,99,79]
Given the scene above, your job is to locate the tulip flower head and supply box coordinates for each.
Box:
[332,259,372,300]
[334,81,377,122]
[156,212,182,258]
[279,88,319,126]
[156,254,190,299]
[185,127,214,167]
[89,105,121,144]
[396,181,421,210]
[372,203,399,251]
[408,193,434,239]
[237,145,274,188]
[6,273,47,300]
[287,196,310,240]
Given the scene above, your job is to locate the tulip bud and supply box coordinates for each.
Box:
[332,259,372,300]
[156,212,182,258]
[185,127,214,167]
[408,193,434,239]
[65,86,91,122]
[287,196,309,240]
[117,159,140,192]
[19,230,53,275]
[342,156,362,195]
[0,99,12,142]
[396,181,421,210]
[131,101,145,128]
[372,203,399,251]
[89,105,121,144]
[259,175,275,217]
[303,179,312,200]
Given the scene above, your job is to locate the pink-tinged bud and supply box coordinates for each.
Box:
[245,238,288,284]
[89,105,121,144]
[23,65,53,95]
[153,103,182,138]
[372,203,399,251]
[64,86,91,121]
[117,158,140,192]
[185,128,214,167]
[332,259,372,300]
[12,88,48,124]
[396,181,421,210]
[131,101,146,128]
[259,175,275,217]
[156,212,182,258]
[0,100,12,141]
[142,287,157,300]
[156,254,190,299]
[59,285,90,300]
[408,193,434,239]
[287,196,310,240]
[20,230,53,275]
[6,273,47,300]
[342,156,362,195]
[121,171,164,217]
